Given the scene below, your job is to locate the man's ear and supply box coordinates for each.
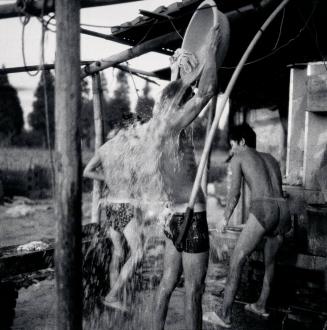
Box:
[240,138,246,146]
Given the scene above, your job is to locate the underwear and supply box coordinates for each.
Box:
[105,203,134,233]
[250,197,291,237]
[164,211,209,253]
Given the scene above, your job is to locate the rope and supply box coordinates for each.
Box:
[39,0,55,196]
[18,0,56,195]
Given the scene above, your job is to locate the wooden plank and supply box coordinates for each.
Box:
[303,64,327,191]
[307,62,327,112]
[91,73,104,223]
[55,0,83,328]
[286,67,307,185]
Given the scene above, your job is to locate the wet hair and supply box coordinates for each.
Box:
[160,79,184,103]
[229,123,256,148]
[158,79,195,113]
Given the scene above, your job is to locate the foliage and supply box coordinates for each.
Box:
[135,81,154,122]
[104,69,131,132]
[0,70,24,143]
[28,70,55,148]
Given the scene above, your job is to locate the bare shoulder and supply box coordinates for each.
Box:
[260,152,279,166]
[230,153,243,167]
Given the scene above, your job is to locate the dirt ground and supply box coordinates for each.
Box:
[1,190,325,329]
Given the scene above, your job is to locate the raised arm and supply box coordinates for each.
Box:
[224,156,242,222]
[83,153,105,181]
[170,24,223,131]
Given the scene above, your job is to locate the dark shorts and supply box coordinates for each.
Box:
[164,211,209,253]
[105,203,134,233]
[250,198,291,237]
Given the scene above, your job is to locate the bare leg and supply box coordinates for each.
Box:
[183,250,209,330]
[153,238,183,330]
[253,234,283,313]
[108,228,125,290]
[104,217,144,303]
[221,213,266,323]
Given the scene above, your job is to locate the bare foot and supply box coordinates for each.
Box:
[203,311,231,328]
[244,303,269,319]
[102,297,129,314]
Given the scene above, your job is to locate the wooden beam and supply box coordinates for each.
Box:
[0,0,142,19]
[0,62,93,74]
[0,62,159,84]
[81,31,180,78]
[55,0,82,328]
[80,27,172,55]
[91,73,104,223]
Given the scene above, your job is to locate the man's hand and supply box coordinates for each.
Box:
[169,48,198,80]
[217,218,228,234]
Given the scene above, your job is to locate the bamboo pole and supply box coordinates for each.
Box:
[55,0,82,328]
[176,0,292,247]
[81,31,180,78]
[201,95,216,195]
[186,0,292,210]
[91,73,105,223]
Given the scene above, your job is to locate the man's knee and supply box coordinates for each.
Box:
[184,280,205,299]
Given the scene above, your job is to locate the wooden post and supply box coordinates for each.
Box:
[91,73,105,223]
[55,0,82,329]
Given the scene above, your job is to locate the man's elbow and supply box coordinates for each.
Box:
[83,167,91,178]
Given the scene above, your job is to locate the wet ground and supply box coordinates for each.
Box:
[1,195,326,329]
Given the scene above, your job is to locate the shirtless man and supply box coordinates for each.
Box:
[84,114,145,312]
[152,23,229,330]
[203,124,291,328]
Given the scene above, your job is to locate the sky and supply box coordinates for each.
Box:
[0,0,177,127]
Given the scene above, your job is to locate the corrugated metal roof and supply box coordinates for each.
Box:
[110,0,203,55]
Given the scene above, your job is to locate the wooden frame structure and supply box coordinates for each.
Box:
[0,1,195,328]
[1,0,327,328]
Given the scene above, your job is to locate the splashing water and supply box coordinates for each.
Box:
[82,109,187,327]
[98,110,182,222]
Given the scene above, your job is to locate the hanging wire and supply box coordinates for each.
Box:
[272,7,286,50]
[135,19,158,46]
[40,0,56,196]
[18,0,56,194]
[168,19,184,40]
[21,16,42,76]
[221,2,318,69]
[295,4,327,72]
[125,62,140,99]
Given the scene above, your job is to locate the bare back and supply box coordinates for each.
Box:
[234,148,283,200]
[159,127,205,204]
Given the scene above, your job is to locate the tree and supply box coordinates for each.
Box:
[104,69,131,131]
[28,70,55,148]
[135,81,154,122]
[0,70,24,143]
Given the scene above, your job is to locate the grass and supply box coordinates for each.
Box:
[0,146,228,198]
